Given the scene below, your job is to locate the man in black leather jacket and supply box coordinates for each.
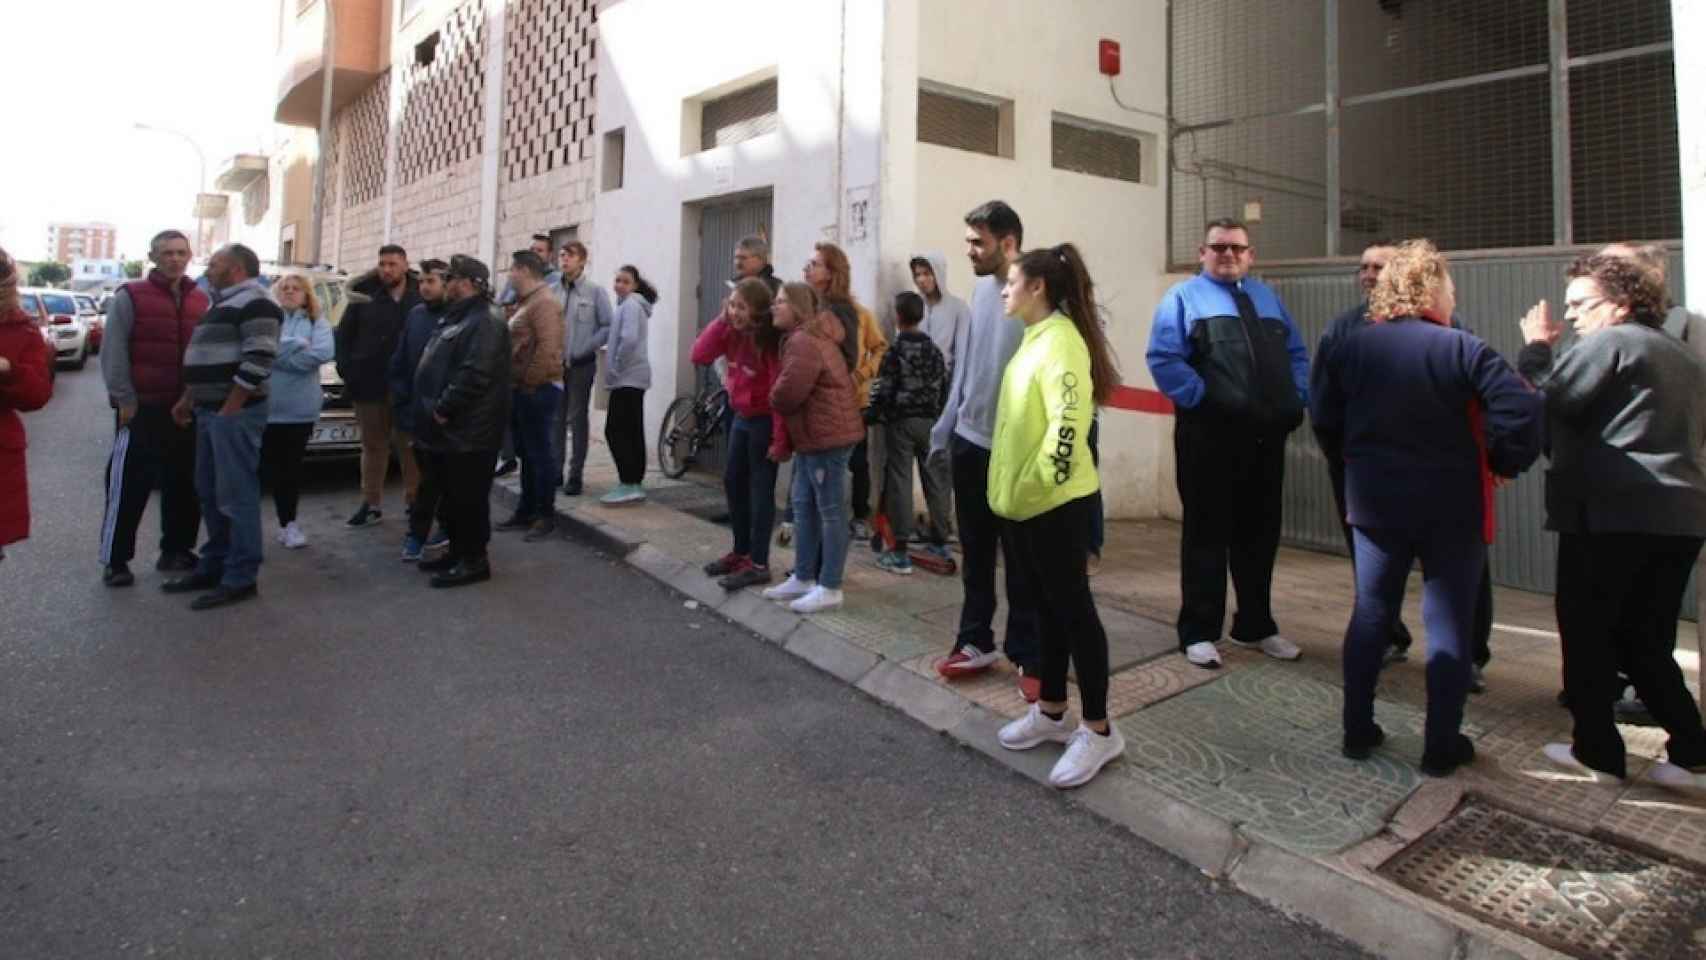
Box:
[413,255,512,588]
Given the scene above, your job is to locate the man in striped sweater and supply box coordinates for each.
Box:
[163,243,280,610]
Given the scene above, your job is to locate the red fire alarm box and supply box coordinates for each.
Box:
[1099,39,1121,77]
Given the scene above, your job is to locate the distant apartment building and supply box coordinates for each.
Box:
[47,222,116,265]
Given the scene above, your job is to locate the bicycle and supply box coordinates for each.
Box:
[657,385,730,479]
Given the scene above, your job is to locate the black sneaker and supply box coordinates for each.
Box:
[1420,734,1477,778]
[495,513,535,532]
[430,557,492,588]
[418,553,458,573]
[103,563,135,587]
[562,478,583,496]
[154,551,199,573]
[494,458,519,478]
[346,504,382,527]
[1342,725,1386,761]
[523,518,557,542]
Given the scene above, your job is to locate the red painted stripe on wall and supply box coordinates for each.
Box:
[1106,386,1174,415]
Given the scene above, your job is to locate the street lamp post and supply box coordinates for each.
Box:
[134,122,209,254]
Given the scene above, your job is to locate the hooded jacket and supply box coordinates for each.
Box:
[388,298,447,433]
[607,292,653,390]
[267,308,334,424]
[413,295,512,453]
[931,273,1025,453]
[0,304,54,546]
[336,269,422,403]
[770,310,864,454]
[988,314,1100,522]
[916,251,969,374]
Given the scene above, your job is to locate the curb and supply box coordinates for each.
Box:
[517,481,1560,960]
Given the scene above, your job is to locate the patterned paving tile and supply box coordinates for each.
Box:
[810,602,941,664]
[1113,662,1423,856]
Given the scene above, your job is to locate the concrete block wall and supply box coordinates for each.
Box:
[495,0,599,255]
[392,157,485,259]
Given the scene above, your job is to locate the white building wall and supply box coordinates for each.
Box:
[592,0,882,434]
[893,0,1171,519]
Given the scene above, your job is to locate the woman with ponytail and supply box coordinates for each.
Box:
[988,243,1124,789]
[601,264,655,505]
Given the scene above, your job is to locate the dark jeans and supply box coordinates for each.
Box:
[950,434,1039,670]
[850,433,871,521]
[260,422,313,525]
[1330,461,1492,664]
[430,448,498,563]
[1009,496,1110,721]
[553,358,597,487]
[725,413,778,567]
[99,404,200,566]
[1557,531,1706,777]
[409,442,445,542]
[512,384,561,518]
[193,401,269,589]
[1175,417,1284,649]
[605,387,647,484]
[1344,524,1484,759]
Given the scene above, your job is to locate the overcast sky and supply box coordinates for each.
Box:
[0,0,280,262]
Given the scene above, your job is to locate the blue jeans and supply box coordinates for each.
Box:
[725,414,778,567]
[194,401,268,589]
[790,445,853,590]
[513,384,562,518]
[1344,524,1484,758]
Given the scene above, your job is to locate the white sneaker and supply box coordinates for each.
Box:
[1184,640,1222,669]
[762,575,815,602]
[789,585,843,614]
[998,703,1076,751]
[1049,723,1127,789]
[281,522,308,550]
[1647,761,1706,796]
[275,526,288,545]
[1540,742,1625,783]
[1230,634,1301,661]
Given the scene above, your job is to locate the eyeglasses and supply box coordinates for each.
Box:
[1205,243,1250,255]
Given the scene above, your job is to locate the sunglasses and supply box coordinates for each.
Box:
[1205,243,1250,255]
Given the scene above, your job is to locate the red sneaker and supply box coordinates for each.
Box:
[703,551,745,577]
[937,646,1001,679]
[1016,670,1041,703]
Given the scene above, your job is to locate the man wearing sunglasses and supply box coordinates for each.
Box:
[1147,219,1310,670]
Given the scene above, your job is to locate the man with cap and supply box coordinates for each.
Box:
[413,256,512,588]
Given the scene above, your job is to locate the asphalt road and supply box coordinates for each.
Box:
[2,366,1367,958]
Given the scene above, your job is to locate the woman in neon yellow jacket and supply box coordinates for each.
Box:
[989,243,1124,789]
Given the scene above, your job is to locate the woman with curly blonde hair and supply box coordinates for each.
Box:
[1311,239,1542,777]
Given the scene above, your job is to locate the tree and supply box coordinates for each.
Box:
[123,260,145,279]
[27,262,70,287]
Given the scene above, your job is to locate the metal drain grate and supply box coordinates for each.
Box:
[1381,802,1706,959]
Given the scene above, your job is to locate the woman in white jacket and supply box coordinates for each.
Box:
[263,273,335,548]
[601,265,655,505]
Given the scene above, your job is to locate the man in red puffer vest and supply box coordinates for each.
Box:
[98,229,208,587]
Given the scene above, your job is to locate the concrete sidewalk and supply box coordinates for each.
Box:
[499,426,1706,960]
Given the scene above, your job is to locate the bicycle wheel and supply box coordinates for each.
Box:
[657,395,700,479]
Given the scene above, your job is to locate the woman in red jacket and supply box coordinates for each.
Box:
[692,277,787,590]
[0,246,55,563]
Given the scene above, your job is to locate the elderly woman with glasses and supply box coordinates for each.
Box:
[1519,254,1706,794]
[1312,239,1542,777]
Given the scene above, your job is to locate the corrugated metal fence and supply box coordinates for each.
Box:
[1261,246,1691,614]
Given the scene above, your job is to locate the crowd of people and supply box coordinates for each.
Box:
[3,195,1706,795]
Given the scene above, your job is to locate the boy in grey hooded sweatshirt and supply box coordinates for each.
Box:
[910,252,970,378]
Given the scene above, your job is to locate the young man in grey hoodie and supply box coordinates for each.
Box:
[927,201,1040,694]
[910,252,969,378]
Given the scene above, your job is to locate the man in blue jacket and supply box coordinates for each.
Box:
[390,258,450,561]
[1147,219,1309,669]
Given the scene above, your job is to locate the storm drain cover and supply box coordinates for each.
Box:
[1380,802,1706,958]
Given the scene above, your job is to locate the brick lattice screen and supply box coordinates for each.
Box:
[502,0,598,183]
[343,71,390,206]
[397,1,486,186]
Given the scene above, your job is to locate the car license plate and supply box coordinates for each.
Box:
[312,423,360,444]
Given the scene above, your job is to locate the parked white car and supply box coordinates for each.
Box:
[24,287,90,369]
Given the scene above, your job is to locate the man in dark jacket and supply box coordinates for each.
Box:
[336,244,422,528]
[1146,219,1310,670]
[413,256,511,588]
[389,258,449,561]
